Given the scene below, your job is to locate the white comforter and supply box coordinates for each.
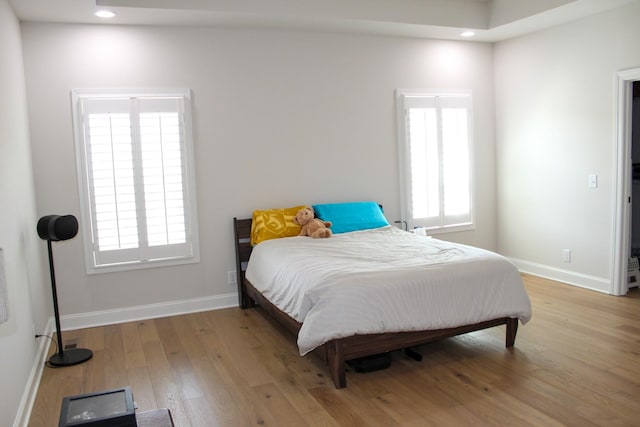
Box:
[245,226,532,355]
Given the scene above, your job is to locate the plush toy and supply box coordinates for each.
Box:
[293,207,333,238]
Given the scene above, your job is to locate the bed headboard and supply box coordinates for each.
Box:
[233,217,254,308]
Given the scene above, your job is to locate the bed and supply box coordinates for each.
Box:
[233,202,532,389]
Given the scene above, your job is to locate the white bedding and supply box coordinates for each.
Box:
[245,226,532,355]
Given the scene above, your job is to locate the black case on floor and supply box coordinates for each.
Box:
[348,352,392,373]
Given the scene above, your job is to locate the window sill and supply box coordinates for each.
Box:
[425,223,475,235]
[86,255,200,275]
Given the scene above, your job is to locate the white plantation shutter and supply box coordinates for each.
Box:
[139,109,186,247]
[73,90,199,272]
[398,92,474,232]
[406,98,439,220]
[441,98,471,221]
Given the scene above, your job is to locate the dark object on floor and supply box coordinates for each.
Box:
[348,352,392,373]
[404,347,423,361]
[58,387,135,427]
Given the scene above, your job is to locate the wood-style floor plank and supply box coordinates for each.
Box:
[28,275,640,426]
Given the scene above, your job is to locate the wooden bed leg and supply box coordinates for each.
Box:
[326,340,346,389]
[239,279,257,309]
[240,294,256,309]
[506,318,519,347]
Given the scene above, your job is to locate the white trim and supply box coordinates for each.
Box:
[612,68,640,296]
[12,318,54,427]
[427,222,475,235]
[58,293,237,331]
[86,255,200,275]
[396,90,410,225]
[510,258,610,294]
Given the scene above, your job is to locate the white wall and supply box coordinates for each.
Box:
[0,1,50,426]
[494,1,640,292]
[20,24,497,321]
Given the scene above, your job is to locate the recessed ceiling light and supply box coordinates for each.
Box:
[95,10,116,19]
[460,31,475,37]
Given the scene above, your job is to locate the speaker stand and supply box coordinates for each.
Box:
[49,348,93,367]
[45,239,92,367]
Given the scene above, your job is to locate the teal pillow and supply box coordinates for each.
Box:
[313,201,389,234]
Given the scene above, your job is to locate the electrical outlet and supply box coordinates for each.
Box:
[563,249,571,263]
[228,270,237,286]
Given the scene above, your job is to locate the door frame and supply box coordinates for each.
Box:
[612,68,640,295]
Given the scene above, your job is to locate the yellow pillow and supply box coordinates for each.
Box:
[251,205,307,245]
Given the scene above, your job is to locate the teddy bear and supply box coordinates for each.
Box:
[293,207,333,238]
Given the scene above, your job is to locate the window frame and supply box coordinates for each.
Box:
[72,88,200,274]
[396,89,475,234]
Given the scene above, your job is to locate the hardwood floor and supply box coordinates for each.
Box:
[28,275,640,426]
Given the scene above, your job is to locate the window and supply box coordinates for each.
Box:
[72,89,199,273]
[397,91,474,233]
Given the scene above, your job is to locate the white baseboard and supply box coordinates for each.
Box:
[13,317,54,427]
[59,292,239,331]
[510,258,611,294]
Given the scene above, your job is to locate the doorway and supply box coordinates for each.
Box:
[630,83,640,257]
[612,68,640,295]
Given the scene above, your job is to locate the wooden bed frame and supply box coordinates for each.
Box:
[233,217,519,389]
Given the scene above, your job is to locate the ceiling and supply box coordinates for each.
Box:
[9,0,638,42]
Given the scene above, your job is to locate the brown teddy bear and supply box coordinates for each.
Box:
[293,207,333,238]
